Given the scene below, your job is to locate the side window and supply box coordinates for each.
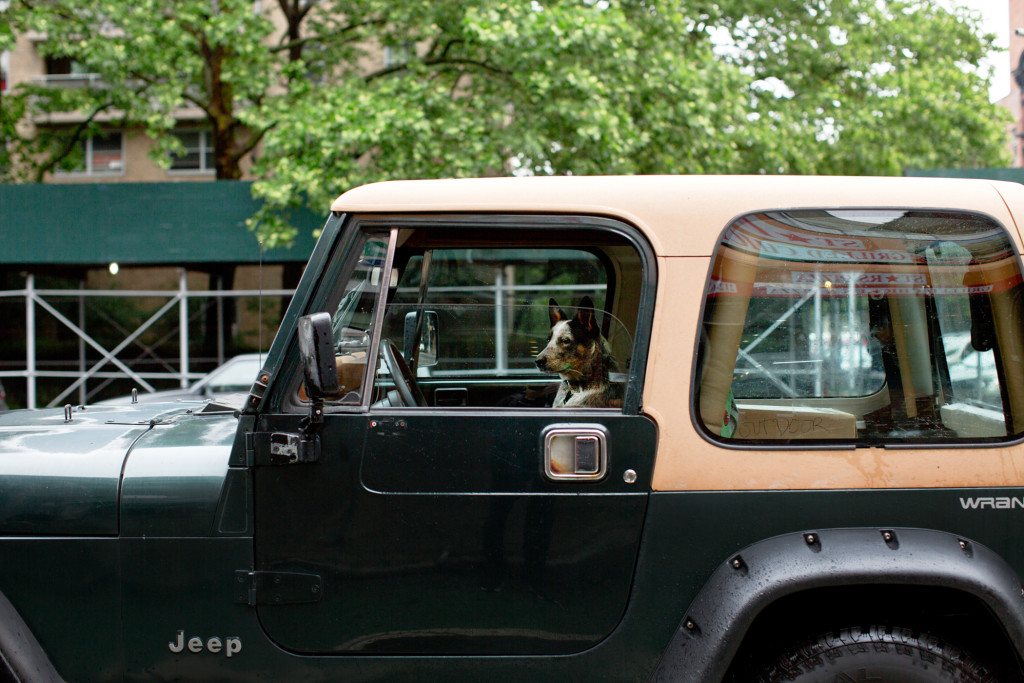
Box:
[312,225,646,412]
[696,210,1024,444]
[373,246,634,409]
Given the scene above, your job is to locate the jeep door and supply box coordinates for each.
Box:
[251,214,657,655]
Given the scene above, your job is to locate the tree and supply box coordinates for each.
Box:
[250,0,1012,243]
[2,0,278,180]
[0,0,1012,245]
[713,0,1013,175]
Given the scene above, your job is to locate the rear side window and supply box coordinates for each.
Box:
[695,209,1024,445]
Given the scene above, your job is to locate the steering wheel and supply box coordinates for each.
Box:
[379,340,426,407]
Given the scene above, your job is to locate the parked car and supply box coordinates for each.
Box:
[97,353,263,405]
[3,176,1024,681]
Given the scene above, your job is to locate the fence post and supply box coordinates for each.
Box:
[79,280,87,405]
[216,275,225,367]
[179,269,189,388]
[25,274,36,410]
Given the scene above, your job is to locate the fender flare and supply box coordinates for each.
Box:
[0,589,62,682]
[649,527,1024,683]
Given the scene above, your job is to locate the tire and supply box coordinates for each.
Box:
[753,625,996,683]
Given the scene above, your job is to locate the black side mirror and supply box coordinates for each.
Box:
[298,312,340,400]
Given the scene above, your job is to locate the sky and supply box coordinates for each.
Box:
[951,0,1011,102]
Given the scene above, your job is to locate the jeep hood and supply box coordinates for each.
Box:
[0,400,238,535]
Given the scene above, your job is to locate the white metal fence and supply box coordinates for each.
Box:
[0,271,293,409]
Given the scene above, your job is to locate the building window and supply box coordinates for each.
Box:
[37,54,99,88]
[54,131,124,176]
[168,129,214,174]
[44,55,88,76]
[384,42,414,68]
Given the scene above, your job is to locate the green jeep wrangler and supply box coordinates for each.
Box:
[3,175,1024,682]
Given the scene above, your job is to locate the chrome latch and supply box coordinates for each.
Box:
[542,424,608,481]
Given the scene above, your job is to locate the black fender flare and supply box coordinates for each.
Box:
[649,527,1024,683]
[0,589,62,682]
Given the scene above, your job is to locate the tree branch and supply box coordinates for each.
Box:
[270,17,387,55]
[227,120,277,162]
[364,54,511,83]
[275,0,317,30]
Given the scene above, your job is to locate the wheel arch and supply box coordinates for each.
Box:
[649,527,1024,683]
[0,589,62,682]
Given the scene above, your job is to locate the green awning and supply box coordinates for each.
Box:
[0,181,321,265]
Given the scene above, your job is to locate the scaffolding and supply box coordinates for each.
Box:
[0,271,293,409]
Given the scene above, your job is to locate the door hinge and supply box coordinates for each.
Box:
[233,570,324,606]
[248,431,321,465]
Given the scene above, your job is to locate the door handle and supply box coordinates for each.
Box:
[542,425,608,481]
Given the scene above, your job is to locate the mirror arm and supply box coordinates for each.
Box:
[300,397,324,439]
[293,398,324,464]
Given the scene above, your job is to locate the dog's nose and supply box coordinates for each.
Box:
[535,356,545,369]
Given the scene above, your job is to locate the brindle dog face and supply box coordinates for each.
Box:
[535,296,601,377]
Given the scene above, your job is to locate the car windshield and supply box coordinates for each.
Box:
[201,358,261,393]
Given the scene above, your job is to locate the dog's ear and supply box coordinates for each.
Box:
[549,298,567,326]
[574,296,599,335]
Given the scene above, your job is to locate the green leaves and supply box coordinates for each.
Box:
[3,0,1012,243]
[4,0,277,180]
[716,0,1011,175]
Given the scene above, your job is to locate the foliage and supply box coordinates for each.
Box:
[2,0,276,180]
[1,0,1012,244]
[717,0,1013,174]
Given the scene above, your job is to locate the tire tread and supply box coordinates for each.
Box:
[755,625,996,683]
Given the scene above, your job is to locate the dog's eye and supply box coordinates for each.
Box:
[559,337,571,346]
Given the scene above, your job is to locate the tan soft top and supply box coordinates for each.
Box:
[331,175,1023,256]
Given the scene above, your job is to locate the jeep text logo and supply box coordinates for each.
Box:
[168,630,241,657]
[959,496,1024,510]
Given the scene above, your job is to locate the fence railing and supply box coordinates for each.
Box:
[1,271,607,409]
[0,271,292,409]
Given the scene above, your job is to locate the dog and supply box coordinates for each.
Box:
[535,296,622,408]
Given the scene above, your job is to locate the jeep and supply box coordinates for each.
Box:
[3,175,1024,681]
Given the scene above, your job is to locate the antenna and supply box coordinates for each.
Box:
[258,239,264,367]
